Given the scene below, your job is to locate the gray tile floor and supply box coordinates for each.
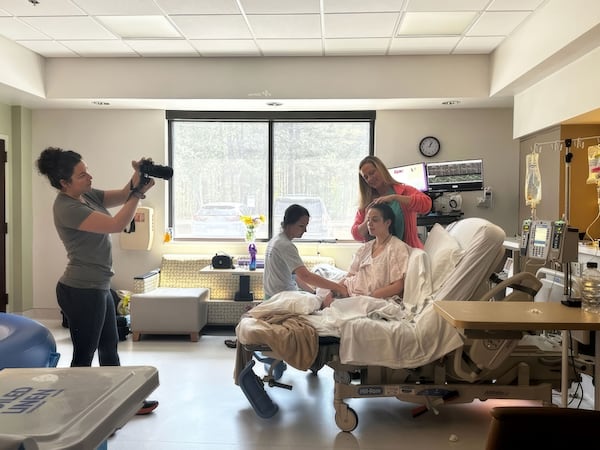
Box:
[43,320,593,450]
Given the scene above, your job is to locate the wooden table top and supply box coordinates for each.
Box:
[433,300,600,331]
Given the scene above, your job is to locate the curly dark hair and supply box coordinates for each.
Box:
[36,147,82,189]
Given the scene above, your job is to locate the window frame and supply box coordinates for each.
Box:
[166,110,376,241]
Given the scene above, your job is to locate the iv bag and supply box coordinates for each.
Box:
[525,152,542,207]
[586,145,600,184]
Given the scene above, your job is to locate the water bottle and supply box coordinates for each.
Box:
[581,262,600,314]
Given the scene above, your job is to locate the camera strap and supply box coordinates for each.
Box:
[123,219,136,234]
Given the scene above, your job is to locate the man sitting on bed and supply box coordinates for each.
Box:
[320,202,410,308]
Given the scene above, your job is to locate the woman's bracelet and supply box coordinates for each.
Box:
[129,189,145,200]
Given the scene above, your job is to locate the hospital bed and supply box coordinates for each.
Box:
[235,218,576,431]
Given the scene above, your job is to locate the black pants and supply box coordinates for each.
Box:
[56,282,120,367]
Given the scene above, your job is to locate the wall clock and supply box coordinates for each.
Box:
[419,136,441,157]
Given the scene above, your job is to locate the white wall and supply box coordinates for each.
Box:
[31,107,518,310]
[375,108,519,236]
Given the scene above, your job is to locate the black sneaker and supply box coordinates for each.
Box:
[224,339,237,349]
[136,400,158,415]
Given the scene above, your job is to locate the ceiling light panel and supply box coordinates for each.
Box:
[248,14,321,39]
[97,16,181,39]
[171,15,252,40]
[20,16,116,40]
[324,13,399,38]
[398,12,477,36]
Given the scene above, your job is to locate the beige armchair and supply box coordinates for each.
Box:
[130,255,211,342]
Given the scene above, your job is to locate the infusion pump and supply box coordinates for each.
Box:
[520,219,578,270]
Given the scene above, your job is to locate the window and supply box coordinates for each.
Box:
[167,111,374,241]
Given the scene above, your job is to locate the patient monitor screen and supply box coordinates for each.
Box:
[388,163,428,191]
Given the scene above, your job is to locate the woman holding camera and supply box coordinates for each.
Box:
[36,147,158,415]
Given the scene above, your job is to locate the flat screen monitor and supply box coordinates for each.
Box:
[388,162,428,192]
[426,159,484,192]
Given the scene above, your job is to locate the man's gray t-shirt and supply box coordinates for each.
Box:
[53,189,114,289]
[264,232,305,298]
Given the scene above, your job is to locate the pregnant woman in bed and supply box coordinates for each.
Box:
[321,202,410,308]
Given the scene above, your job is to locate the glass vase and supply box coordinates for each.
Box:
[245,228,255,243]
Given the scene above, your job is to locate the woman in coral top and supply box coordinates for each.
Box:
[351,155,432,249]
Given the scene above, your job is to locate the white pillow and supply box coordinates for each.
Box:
[424,223,465,292]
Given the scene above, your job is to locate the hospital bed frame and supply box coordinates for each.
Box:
[236,219,586,431]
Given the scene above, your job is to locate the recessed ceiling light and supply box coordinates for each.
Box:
[92,101,110,106]
[442,100,461,105]
[267,102,283,107]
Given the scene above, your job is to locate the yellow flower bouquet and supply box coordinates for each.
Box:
[240,214,265,242]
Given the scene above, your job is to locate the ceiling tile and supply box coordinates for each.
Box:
[125,39,199,56]
[324,38,389,55]
[407,0,489,12]
[60,40,139,57]
[468,11,531,36]
[258,39,322,56]
[20,16,116,40]
[389,36,460,54]
[398,11,477,35]
[16,40,78,57]
[97,16,181,39]
[190,39,260,56]
[240,0,320,14]
[0,0,84,16]
[324,0,405,14]
[248,14,321,39]
[324,13,399,38]
[453,36,504,53]
[71,0,163,15]
[0,17,49,40]
[487,0,545,11]
[156,0,240,15]
[171,15,252,39]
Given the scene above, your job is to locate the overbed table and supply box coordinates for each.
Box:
[433,301,600,410]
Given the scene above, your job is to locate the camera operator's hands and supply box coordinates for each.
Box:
[131,158,155,194]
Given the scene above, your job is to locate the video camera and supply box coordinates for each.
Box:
[139,159,173,183]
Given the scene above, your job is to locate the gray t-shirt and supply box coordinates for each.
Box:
[53,189,114,289]
[264,232,305,298]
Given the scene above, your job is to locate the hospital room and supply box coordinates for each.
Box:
[1,0,600,449]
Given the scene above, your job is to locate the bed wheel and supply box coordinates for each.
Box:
[335,405,358,432]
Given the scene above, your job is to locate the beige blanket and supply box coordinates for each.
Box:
[234,312,318,384]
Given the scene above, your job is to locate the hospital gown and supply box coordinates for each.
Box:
[343,236,409,297]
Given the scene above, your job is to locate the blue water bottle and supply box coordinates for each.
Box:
[248,243,257,271]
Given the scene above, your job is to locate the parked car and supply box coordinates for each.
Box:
[192,202,249,237]
[273,196,331,239]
